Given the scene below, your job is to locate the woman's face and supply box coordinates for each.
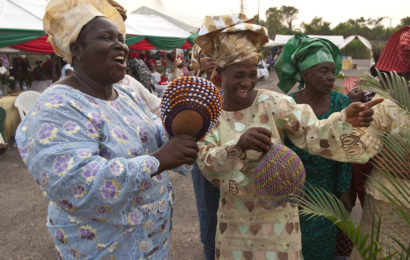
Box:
[148,63,156,72]
[302,62,335,95]
[76,17,129,84]
[220,59,258,110]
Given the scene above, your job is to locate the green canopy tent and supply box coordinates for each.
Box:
[0,0,198,53]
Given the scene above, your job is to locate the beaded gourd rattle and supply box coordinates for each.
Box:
[254,144,306,209]
[160,76,222,141]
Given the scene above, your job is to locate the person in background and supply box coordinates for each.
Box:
[147,60,165,96]
[0,59,9,86]
[13,55,31,90]
[350,26,410,260]
[30,60,45,83]
[60,63,74,79]
[127,51,153,92]
[148,61,161,85]
[42,55,53,81]
[195,14,381,259]
[171,56,189,80]
[0,59,10,95]
[0,54,9,68]
[0,59,7,75]
[119,74,161,117]
[190,45,220,87]
[266,54,274,71]
[275,34,354,260]
[16,0,197,258]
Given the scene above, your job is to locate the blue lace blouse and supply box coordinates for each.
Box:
[15,83,188,259]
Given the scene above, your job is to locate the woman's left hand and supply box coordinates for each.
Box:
[345,98,383,127]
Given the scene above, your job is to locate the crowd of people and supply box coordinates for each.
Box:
[7,0,409,259]
[0,54,55,93]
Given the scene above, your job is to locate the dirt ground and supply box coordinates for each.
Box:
[0,145,205,260]
[0,64,368,259]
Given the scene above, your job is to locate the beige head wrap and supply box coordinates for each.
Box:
[43,0,126,63]
[189,44,202,73]
[106,0,127,21]
[195,14,268,69]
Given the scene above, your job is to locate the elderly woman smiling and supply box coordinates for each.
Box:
[15,0,197,259]
[194,14,383,260]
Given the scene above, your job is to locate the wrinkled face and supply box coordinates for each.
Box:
[76,17,129,84]
[302,62,335,94]
[220,59,258,109]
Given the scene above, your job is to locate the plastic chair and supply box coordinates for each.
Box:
[14,90,40,120]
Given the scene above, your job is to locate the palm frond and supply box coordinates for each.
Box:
[293,185,393,259]
[295,69,410,259]
[364,128,410,255]
[358,70,410,114]
[370,131,410,201]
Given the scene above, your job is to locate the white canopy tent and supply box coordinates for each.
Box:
[272,35,346,48]
[0,0,44,53]
[131,6,198,34]
[340,35,372,50]
[264,38,282,47]
[0,1,196,53]
[1,1,193,38]
[125,13,191,38]
[0,0,44,30]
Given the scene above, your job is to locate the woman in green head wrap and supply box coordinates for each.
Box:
[277,34,355,259]
[274,33,342,93]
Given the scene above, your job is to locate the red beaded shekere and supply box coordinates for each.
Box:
[160,76,222,141]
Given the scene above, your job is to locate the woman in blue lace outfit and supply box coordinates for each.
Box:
[15,1,197,258]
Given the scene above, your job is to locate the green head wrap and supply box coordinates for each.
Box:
[274,34,342,94]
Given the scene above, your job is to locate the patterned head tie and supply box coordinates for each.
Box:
[43,0,126,64]
[194,14,268,69]
[160,76,222,141]
[254,144,306,209]
[189,44,202,74]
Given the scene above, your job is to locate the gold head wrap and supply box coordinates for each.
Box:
[189,44,202,73]
[189,45,213,76]
[106,0,127,21]
[43,0,126,63]
[195,14,268,69]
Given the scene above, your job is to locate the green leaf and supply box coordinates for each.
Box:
[358,70,410,113]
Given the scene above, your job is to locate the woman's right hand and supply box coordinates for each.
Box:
[237,127,272,152]
[152,135,198,175]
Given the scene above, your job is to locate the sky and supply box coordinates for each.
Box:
[117,0,409,29]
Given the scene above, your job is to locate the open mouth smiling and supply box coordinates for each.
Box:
[113,55,126,65]
[237,89,249,98]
